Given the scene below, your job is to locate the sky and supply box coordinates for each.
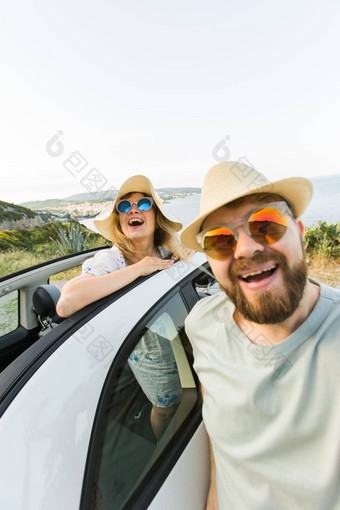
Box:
[1,0,340,204]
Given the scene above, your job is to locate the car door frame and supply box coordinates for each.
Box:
[80,264,210,509]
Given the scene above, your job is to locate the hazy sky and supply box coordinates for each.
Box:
[1,0,340,203]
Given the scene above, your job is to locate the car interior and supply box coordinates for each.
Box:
[32,284,63,334]
[0,250,218,374]
[0,252,217,509]
[0,249,106,372]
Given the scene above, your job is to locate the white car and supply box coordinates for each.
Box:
[0,249,218,509]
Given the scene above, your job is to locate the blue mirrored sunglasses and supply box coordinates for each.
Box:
[116,196,154,214]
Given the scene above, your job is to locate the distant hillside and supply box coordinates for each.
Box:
[64,187,200,201]
[64,189,118,202]
[21,190,117,209]
[19,198,71,209]
[0,200,45,230]
[19,187,201,210]
[157,187,201,194]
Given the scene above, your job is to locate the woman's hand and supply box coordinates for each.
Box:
[58,256,174,317]
[135,256,174,276]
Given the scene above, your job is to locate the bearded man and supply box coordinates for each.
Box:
[180,161,340,510]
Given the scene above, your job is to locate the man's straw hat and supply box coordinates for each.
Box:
[94,175,182,242]
[180,161,313,252]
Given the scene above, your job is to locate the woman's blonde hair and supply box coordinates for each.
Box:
[111,192,183,264]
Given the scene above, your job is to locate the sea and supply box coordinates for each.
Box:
[80,174,340,233]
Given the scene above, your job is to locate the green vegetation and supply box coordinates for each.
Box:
[50,221,88,255]
[0,220,108,278]
[0,220,103,252]
[0,292,18,335]
[0,200,37,222]
[19,198,70,210]
[304,222,340,260]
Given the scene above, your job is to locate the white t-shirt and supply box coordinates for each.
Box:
[81,245,170,276]
[185,280,340,510]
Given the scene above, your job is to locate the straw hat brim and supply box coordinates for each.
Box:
[94,175,182,242]
[180,176,313,253]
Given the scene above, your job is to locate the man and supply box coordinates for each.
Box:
[180,161,340,510]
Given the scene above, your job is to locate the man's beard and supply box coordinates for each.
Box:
[220,251,308,324]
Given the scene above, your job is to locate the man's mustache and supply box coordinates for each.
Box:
[229,250,287,282]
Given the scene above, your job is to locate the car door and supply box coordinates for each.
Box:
[0,254,211,510]
[81,277,211,509]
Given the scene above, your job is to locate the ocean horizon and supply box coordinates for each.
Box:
[81,173,340,233]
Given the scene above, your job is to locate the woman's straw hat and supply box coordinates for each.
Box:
[94,175,182,242]
[180,161,313,252]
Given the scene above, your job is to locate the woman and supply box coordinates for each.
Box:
[56,174,183,318]
[57,174,185,442]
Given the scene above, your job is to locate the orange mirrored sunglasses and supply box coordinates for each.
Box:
[196,202,291,260]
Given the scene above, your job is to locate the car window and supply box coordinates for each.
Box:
[83,292,198,510]
[49,265,82,291]
[192,271,221,299]
[0,290,19,336]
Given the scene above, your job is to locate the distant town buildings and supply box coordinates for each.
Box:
[36,191,200,220]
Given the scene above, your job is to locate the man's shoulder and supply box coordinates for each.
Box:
[186,292,229,327]
[320,282,340,299]
[308,279,340,336]
[312,278,340,304]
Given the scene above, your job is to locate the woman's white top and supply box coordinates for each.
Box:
[81,245,170,276]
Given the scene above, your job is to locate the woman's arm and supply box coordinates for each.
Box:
[56,256,174,318]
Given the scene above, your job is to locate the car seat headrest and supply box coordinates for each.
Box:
[33,284,61,319]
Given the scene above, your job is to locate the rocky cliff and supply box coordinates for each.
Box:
[0,200,45,231]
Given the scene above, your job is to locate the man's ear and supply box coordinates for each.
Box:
[297,219,305,237]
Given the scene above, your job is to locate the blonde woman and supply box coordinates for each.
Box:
[57,175,185,440]
[57,174,182,318]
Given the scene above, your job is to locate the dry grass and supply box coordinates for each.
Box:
[0,249,51,278]
[49,266,82,291]
[49,266,82,282]
[307,255,340,289]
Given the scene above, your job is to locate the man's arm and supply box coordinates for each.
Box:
[202,385,219,510]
